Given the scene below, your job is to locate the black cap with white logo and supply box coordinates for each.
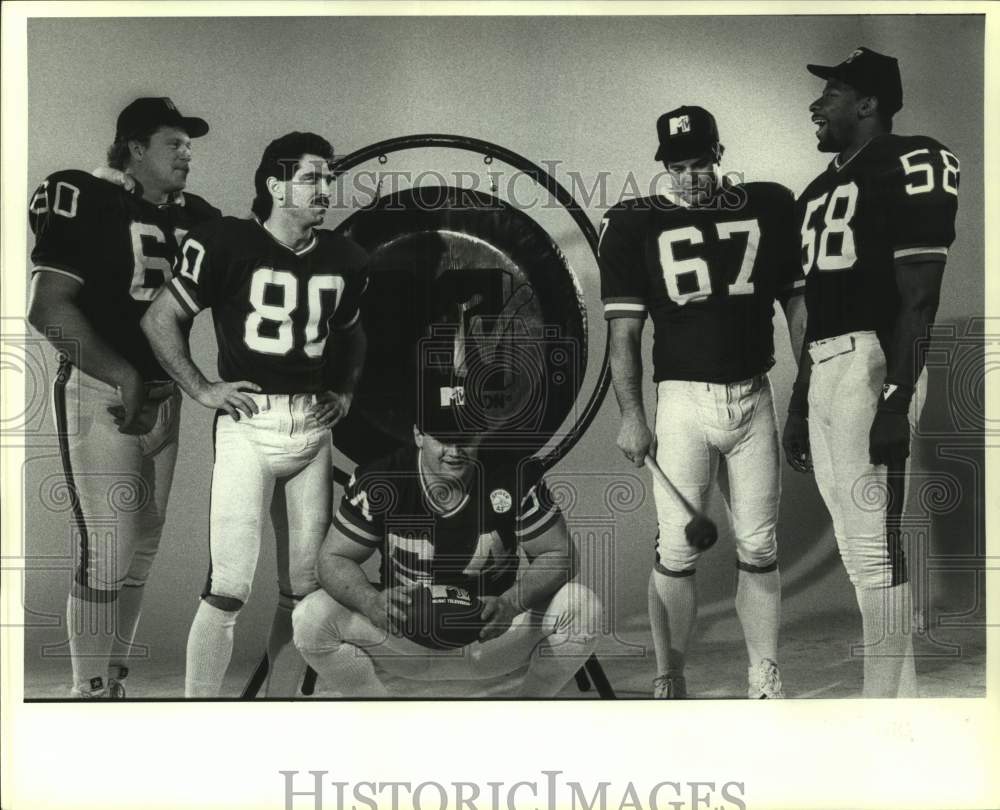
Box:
[654,105,721,162]
[115,97,209,140]
[807,47,903,115]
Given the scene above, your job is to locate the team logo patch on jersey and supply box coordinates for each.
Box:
[490,488,512,514]
[882,383,898,400]
[669,115,691,135]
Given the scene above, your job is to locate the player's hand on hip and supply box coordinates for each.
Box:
[194,380,262,420]
[782,412,812,473]
[869,410,910,466]
[314,390,353,428]
[478,594,520,642]
[617,414,653,467]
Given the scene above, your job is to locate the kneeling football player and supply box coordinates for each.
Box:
[292,369,602,697]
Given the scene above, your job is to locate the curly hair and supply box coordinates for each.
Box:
[105,126,158,171]
[251,131,334,221]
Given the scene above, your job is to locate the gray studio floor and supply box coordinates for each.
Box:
[24,587,985,701]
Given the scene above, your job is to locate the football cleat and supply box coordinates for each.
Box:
[653,673,687,699]
[107,679,127,699]
[70,676,109,699]
[748,658,785,699]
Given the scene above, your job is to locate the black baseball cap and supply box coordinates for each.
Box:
[654,105,721,162]
[417,373,469,438]
[414,357,505,442]
[115,97,209,140]
[807,47,903,115]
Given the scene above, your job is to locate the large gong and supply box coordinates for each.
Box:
[329,136,604,467]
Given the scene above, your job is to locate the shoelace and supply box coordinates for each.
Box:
[653,675,686,698]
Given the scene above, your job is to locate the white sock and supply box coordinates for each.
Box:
[185,600,238,697]
[857,583,915,698]
[735,568,781,669]
[67,591,116,693]
[649,570,696,676]
[895,631,918,698]
[300,643,388,697]
[264,594,307,697]
[109,584,145,676]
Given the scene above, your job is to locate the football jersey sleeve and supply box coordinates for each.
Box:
[332,468,387,549]
[515,477,561,544]
[770,186,807,304]
[599,205,648,320]
[28,171,102,285]
[166,224,223,316]
[885,141,959,264]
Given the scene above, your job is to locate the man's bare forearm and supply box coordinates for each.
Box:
[884,261,944,389]
[28,278,139,389]
[609,319,646,418]
[317,549,380,617]
[503,549,575,614]
[141,303,209,400]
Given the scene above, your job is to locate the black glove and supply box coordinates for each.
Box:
[782,412,812,473]
[869,383,913,466]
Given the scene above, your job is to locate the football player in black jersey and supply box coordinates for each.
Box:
[601,106,806,698]
[783,48,959,697]
[291,368,602,697]
[142,132,369,697]
[26,97,219,698]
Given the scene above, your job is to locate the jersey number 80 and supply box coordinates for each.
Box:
[179,243,345,358]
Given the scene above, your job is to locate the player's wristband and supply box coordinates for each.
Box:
[877,382,914,414]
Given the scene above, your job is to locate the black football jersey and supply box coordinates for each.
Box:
[333,446,561,598]
[28,169,221,381]
[599,181,804,383]
[796,134,959,342]
[168,218,369,393]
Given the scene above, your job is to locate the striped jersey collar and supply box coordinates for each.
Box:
[832,135,884,173]
[255,218,318,256]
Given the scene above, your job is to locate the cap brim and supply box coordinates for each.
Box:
[179,116,209,138]
[806,63,840,80]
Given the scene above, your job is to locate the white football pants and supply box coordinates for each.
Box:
[292,582,601,691]
[807,331,927,588]
[652,374,780,575]
[203,393,332,604]
[53,363,181,597]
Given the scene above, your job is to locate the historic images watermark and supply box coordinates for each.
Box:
[277,158,752,214]
[281,770,747,810]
